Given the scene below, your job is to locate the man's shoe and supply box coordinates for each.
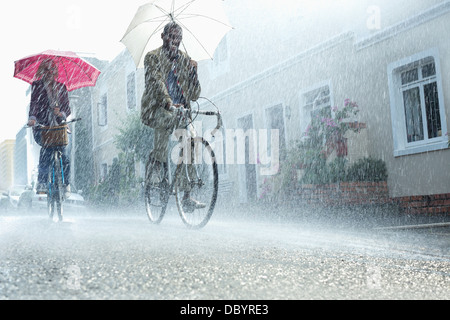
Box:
[36,183,47,195]
[63,184,71,199]
[182,198,207,211]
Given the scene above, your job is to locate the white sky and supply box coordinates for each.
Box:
[0,0,148,144]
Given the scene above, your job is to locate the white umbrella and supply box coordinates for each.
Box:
[121,0,233,68]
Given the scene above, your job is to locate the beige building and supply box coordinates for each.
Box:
[0,139,15,191]
[196,0,450,202]
[91,50,145,181]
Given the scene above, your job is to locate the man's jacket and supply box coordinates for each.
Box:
[141,46,201,128]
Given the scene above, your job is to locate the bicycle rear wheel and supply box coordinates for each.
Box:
[144,160,170,224]
[174,138,218,229]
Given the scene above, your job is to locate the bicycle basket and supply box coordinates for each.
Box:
[39,125,69,147]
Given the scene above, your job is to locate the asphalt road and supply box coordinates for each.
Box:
[0,207,449,300]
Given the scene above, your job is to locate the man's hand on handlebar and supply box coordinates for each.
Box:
[27,119,36,127]
[167,103,183,112]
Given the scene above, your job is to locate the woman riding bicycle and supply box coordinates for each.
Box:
[141,22,205,211]
[27,59,71,198]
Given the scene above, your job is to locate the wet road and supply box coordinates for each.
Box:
[0,208,449,300]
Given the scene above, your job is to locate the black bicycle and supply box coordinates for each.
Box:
[144,104,222,229]
[27,118,81,222]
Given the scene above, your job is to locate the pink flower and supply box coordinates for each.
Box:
[344,98,350,107]
[304,124,311,136]
[321,117,337,127]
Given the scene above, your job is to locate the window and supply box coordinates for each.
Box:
[388,49,447,157]
[401,60,440,143]
[127,72,136,110]
[98,94,107,126]
[100,163,108,181]
[212,126,228,176]
[265,104,286,154]
[300,83,333,137]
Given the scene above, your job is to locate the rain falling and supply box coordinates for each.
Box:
[0,0,449,305]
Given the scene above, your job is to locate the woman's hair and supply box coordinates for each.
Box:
[36,59,58,80]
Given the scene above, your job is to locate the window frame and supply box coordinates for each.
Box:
[98,93,108,127]
[100,163,108,181]
[126,71,137,111]
[264,103,287,156]
[299,81,334,141]
[387,48,448,157]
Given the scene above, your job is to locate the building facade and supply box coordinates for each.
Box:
[196,0,450,202]
[90,50,145,182]
[13,126,40,187]
[0,139,15,191]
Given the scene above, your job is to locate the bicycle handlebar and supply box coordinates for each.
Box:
[24,118,82,128]
[61,117,82,125]
[176,106,222,137]
[194,110,223,137]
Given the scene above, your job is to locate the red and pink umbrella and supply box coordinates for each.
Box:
[14,49,101,91]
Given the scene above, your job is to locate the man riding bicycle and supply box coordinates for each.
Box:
[27,59,71,199]
[141,21,205,210]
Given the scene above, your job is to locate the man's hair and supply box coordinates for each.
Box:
[163,21,182,35]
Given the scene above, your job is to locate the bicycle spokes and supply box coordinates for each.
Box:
[175,138,218,229]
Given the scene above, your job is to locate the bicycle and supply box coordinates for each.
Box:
[144,102,222,229]
[27,118,81,222]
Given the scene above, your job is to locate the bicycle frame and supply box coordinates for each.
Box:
[169,106,221,188]
[25,118,81,222]
[145,105,221,228]
[176,106,223,138]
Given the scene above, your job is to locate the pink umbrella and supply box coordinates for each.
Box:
[14,49,101,91]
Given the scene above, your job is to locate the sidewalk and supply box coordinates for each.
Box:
[216,200,450,232]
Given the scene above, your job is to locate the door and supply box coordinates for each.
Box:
[237,114,257,203]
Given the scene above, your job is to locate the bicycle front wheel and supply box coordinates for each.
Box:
[174,138,218,229]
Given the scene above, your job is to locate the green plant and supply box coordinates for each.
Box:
[327,157,348,183]
[114,110,154,163]
[87,153,143,209]
[297,99,362,185]
[346,157,388,182]
[87,111,153,209]
[259,99,365,200]
[303,99,360,148]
